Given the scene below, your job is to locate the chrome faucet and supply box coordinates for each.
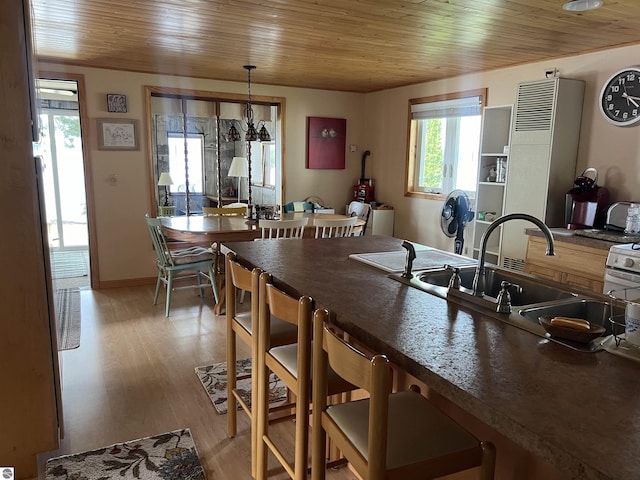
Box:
[472,213,555,297]
[401,240,416,278]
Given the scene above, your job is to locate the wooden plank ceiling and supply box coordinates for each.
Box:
[30,0,640,93]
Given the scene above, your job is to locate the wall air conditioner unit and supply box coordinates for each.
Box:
[501,77,585,271]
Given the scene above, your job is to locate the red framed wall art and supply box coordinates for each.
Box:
[306,116,346,169]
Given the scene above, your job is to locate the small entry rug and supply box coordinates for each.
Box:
[195,359,287,415]
[51,249,89,279]
[45,428,205,480]
[54,288,81,350]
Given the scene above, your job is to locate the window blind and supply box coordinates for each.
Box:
[411,96,482,120]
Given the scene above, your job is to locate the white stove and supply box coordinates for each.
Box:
[604,243,640,294]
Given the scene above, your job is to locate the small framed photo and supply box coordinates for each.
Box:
[96,118,139,151]
[106,93,127,113]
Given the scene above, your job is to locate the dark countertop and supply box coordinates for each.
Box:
[224,236,640,480]
[525,227,640,250]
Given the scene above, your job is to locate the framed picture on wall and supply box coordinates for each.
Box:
[306,116,346,169]
[96,118,139,150]
[106,93,127,113]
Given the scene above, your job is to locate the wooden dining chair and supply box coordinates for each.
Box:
[311,308,496,480]
[258,218,308,239]
[203,205,247,273]
[347,201,372,236]
[256,273,354,480]
[225,252,297,478]
[313,217,358,238]
[144,214,218,316]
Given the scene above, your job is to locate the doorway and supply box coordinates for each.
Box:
[34,78,90,290]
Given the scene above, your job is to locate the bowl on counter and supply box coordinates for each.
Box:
[539,315,606,344]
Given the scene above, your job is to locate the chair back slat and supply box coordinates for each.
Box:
[227,252,253,291]
[259,218,308,239]
[145,214,175,267]
[263,279,307,328]
[313,217,357,238]
[314,310,389,394]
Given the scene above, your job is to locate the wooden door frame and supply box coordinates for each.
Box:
[38,70,100,288]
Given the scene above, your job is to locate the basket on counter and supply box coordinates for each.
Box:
[607,286,640,349]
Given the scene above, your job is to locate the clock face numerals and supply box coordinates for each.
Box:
[600,67,640,126]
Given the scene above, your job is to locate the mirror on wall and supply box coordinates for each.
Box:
[145,86,284,216]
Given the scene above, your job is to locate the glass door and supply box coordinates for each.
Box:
[35,110,88,249]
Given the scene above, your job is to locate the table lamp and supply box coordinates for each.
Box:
[228,157,248,203]
[158,172,174,206]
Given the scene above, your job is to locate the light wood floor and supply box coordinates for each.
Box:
[37,285,358,479]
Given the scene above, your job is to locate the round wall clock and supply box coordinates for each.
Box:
[599,66,640,126]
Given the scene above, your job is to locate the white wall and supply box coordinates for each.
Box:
[366,44,640,250]
[38,64,367,283]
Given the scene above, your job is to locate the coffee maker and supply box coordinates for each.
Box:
[565,168,610,230]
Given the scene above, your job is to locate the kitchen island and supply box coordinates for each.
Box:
[224,236,639,480]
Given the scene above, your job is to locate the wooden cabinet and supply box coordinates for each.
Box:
[524,235,608,293]
[471,105,513,264]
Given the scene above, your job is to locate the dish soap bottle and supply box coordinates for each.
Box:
[625,203,640,235]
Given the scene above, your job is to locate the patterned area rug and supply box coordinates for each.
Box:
[195,358,287,415]
[45,428,204,480]
[54,288,81,350]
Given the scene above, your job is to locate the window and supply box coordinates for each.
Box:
[167,134,204,194]
[261,142,276,187]
[406,90,485,197]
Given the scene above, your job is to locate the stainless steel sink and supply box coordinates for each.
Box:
[518,300,622,352]
[519,300,618,335]
[417,266,576,306]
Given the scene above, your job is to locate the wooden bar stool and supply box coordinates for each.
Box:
[255,273,353,480]
[311,308,496,480]
[225,252,297,477]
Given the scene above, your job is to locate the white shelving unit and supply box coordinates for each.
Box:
[471,105,513,265]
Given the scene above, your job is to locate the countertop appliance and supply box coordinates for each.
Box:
[565,168,610,230]
[604,243,640,295]
[605,202,631,231]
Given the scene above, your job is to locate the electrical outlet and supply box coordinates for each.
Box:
[349,144,357,152]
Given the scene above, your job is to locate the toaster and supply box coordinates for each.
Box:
[605,202,631,231]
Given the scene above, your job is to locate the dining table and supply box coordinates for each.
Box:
[221,235,640,480]
[160,212,365,244]
[160,212,364,312]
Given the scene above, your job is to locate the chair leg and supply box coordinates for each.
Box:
[479,441,496,480]
[209,265,219,304]
[294,384,310,480]
[165,272,173,317]
[153,272,162,306]
[198,271,205,298]
[227,333,237,438]
[255,360,269,480]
